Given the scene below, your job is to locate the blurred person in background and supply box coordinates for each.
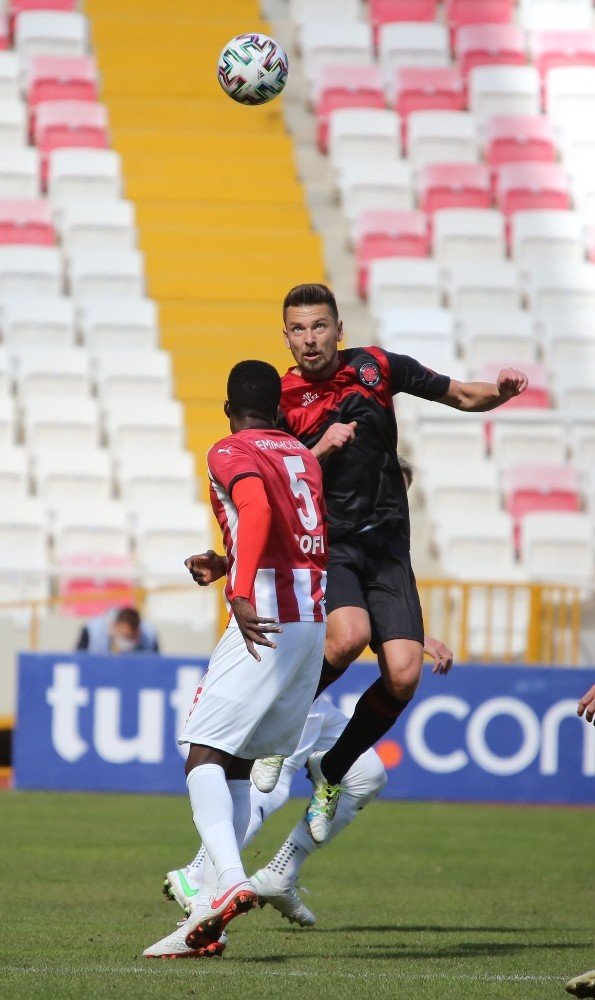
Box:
[75,606,159,654]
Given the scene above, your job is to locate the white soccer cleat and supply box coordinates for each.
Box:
[567,970,595,997]
[143,924,228,960]
[251,868,315,927]
[305,751,343,844]
[251,755,285,792]
[163,868,201,915]
[184,879,257,951]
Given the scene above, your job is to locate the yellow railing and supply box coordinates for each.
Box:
[0,578,582,665]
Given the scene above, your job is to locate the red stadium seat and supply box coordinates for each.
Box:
[58,553,135,617]
[533,30,595,78]
[0,198,55,245]
[0,14,9,49]
[485,115,557,169]
[355,209,429,298]
[446,0,514,47]
[478,361,551,410]
[34,100,109,183]
[418,162,491,214]
[28,55,97,109]
[315,66,386,153]
[497,162,570,216]
[370,0,438,46]
[455,24,526,78]
[503,464,581,551]
[393,68,465,139]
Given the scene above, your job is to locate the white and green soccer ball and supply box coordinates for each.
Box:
[217,32,289,106]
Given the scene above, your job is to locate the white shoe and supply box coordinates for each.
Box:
[143,924,228,959]
[163,868,201,915]
[306,751,343,844]
[251,868,315,927]
[567,970,595,997]
[184,878,257,950]
[251,755,285,792]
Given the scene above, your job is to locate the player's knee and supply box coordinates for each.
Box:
[326,625,370,668]
[383,659,422,700]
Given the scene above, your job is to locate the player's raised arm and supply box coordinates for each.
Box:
[438,367,529,412]
[184,551,227,586]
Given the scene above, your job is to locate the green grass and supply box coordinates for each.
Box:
[0,791,593,1000]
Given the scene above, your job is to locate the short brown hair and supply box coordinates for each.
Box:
[115,607,141,630]
[283,283,339,322]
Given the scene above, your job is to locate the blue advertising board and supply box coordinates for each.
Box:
[13,653,595,804]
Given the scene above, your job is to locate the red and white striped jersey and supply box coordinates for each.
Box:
[207,428,327,623]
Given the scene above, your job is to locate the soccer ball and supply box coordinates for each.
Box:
[217,32,289,106]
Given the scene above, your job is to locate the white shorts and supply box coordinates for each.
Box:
[178,620,325,760]
[283,693,349,773]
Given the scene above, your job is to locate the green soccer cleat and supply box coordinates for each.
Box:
[305,751,343,844]
[567,970,595,997]
[163,868,200,915]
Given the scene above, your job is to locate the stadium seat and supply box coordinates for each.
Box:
[0,245,62,296]
[68,247,144,300]
[496,162,570,216]
[458,308,536,366]
[119,450,196,510]
[511,210,585,270]
[474,361,551,410]
[105,399,185,460]
[421,460,501,522]
[0,198,54,246]
[432,208,506,266]
[0,395,16,447]
[9,0,76,22]
[93,349,172,403]
[0,148,40,198]
[455,24,526,78]
[14,11,88,58]
[34,100,108,180]
[447,260,521,313]
[445,0,514,32]
[35,447,112,506]
[15,346,89,401]
[0,14,8,51]
[78,298,158,352]
[24,395,98,455]
[418,162,491,214]
[544,326,595,373]
[407,110,479,166]
[370,0,438,46]
[57,199,136,250]
[434,511,516,580]
[532,30,595,80]
[377,304,453,348]
[484,115,557,169]
[381,331,456,370]
[26,54,97,112]
[490,412,567,467]
[569,419,595,467]
[570,164,595,218]
[503,463,581,550]
[57,552,135,618]
[0,52,19,100]
[47,148,122,202]
[315,66,386,153]
[0,497,48,571]
[355,209,429,298]
[133,502,211,574]
[329,108,402,163]
[520,511,593,582]
[546,66,595,124]
[392,67,465,129]
[0,447,28,500]
[290,0,360,29]
[52,501,130,561]
[0,295,75,348]
[368,257,441,314]
[337,160,413,220]
[378,22,450,74]
[468,66,540,121]
[300,21,374,88]
[519,0,592,32]
[526,262,595,318]
[0,345,10,392]
[0,98,27,146]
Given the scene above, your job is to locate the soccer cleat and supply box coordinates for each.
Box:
[251,755,285,792]
[184,879,257,950]
[251,867,316,927]
[163,868,201,915]
[143,927,228,960]
[567,970,595,997]
[305,751,343,844]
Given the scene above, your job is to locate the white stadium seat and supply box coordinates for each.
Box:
[35,448,112,507]
[432,208,506,267]
[377,305,453,350]
[57,199,137,250]
[68,248,144,300]
[447,260,521,314]
[336,159,413,220]
[0,148,40,199]
[118,450,196,510]
[0,98,26,146]
[0,497,48,570]
[290,0,360,29]
[421,461,501,524]
[93,349,172,403]
[511,211,585,272]
[521,512,593,582]
[143,574,217,627]
[329,108,402,163]
[24,396,99,456]
[105,399,185,459]
[459,309,536,366]
[526,262,595,318]
[78,297,159,352]
[0,447,29,500]
[407,110,479,167]
[15,11,89,58]
[133,502,211,574]
[468,66,540,121]
[0,246,62,297]
[520,0,592,33]
[0,395,16,448]
[546,66,595,125]
[0,346,9,396]
[0,296,76,349]
[0,52,19,101]
[378,22,450,75]
[434,511,516,579]
[48,149,122,203]
[300,21,374,86]
[369,257,441,315]
[14,347,89,401]
[569,419,595,467]
[52,501,130,561]
[490,412,567,468]
[415,415,487,465]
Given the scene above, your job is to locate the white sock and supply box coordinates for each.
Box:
[185,845,205,890]
[244,770,293,845]
[265,821,313,883]
[186,763,247,890]
[227,779,251,856]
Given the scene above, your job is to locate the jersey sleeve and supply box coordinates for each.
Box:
[207,439,262,494]
[383,350,451,400]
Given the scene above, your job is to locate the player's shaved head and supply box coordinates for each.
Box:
[227,359,281,422]
[283,283,339,322]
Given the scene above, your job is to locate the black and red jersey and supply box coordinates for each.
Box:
[279,346,450,543]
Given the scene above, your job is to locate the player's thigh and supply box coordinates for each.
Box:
[324,538,371,650]
[364,532,425,651]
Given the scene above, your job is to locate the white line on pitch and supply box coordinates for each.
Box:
[0,967,568,982]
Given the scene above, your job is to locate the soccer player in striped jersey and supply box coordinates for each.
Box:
[143,360,327,960]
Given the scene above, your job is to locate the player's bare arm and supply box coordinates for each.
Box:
[311,420,357,462]
[184,551,227,586]
[577,684,595,724]
[424,636,454,675]
[439,367,529,412]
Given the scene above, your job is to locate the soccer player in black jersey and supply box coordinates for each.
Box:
[277,282,528,841]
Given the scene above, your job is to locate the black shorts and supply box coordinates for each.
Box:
[324,525,424,651]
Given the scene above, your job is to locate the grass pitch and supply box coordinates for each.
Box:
[0,790,593,1000]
